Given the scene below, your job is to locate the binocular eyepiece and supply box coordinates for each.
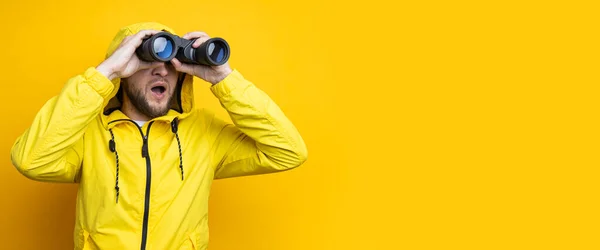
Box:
[136,32,230,66]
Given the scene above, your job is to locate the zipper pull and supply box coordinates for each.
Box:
[142,136,148,158]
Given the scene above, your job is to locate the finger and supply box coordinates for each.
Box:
[126,29,161,48]
[192,36,211,48]
[122,35,132,44]
[136,29,161,38]
[170,58,195,75]
[182,31,209,40]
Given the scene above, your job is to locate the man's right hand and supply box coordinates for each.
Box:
[96,30,163,81]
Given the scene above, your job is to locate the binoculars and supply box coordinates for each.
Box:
[136,32,230,66]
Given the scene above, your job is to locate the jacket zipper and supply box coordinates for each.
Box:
[140,122,153,250]
[107,119,154,250]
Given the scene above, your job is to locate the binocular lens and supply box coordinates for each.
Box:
[208,42,227,63]
[154,37,174,60]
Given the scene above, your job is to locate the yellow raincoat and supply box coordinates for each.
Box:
[11,22,307,250]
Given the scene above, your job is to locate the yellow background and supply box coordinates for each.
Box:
[0,0,598,249]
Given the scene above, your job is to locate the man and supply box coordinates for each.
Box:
[10,22,307,249]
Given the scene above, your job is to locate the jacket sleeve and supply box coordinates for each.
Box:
[210,70,308,179]
[10,67,115,183]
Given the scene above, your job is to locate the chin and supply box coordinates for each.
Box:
[153,107,170,117]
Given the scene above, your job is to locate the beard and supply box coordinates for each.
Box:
[122,80,174,119]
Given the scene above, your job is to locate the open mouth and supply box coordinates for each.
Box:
[151,86,166,95]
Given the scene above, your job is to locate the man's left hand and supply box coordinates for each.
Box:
[171,31,233,85]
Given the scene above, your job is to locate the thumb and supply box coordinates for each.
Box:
[171,58,196,75]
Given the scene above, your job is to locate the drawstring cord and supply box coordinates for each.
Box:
[171,118,184,180]
[108,129,120,203]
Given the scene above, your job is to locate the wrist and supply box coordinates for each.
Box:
[210,68,233,85]
[96,63,116,81]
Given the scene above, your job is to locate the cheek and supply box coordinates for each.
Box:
[128,82,147,95]
[170,84,178,95]
[129,69,152,81]
[170,75,179,85]
[168,75,179,92]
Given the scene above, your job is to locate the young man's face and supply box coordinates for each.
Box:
[122,62,179,120]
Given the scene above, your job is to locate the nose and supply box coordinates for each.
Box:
[151,62,169,77]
